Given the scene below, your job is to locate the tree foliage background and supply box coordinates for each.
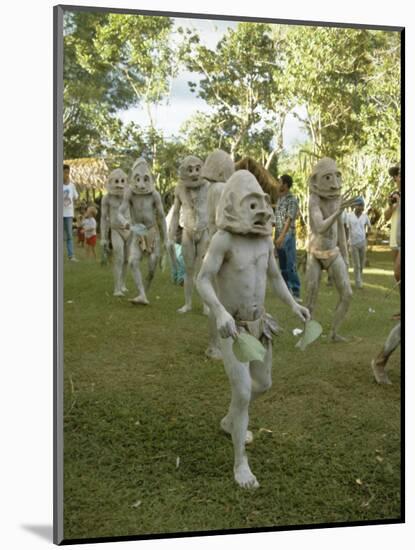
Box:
[63,11,401,227]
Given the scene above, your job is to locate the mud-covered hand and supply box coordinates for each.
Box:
[216,310,238,339]
[292,303,311,323]
[340,196,360,211]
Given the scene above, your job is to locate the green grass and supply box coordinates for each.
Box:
[63,246,401,540]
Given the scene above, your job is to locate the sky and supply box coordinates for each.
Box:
[119,17,307,149]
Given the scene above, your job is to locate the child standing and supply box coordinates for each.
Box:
[76,212,85,248]
[82,206,98,260]
[346,197,371,289]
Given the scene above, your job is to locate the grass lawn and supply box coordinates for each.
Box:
[62,244,401,540]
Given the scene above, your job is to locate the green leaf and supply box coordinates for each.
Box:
[233,333,266,363]
[295,320,323,351]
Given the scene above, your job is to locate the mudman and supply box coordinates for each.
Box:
[119,158,173,305]
[197,170,310,489]
[305,158,358,341]
[169,155,209,313]
[100,169,131,296]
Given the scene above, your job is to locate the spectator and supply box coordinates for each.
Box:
[385,164,401,261]
[385,163,401,319]
[75,212,85,248]
[63,164,79,261]
[274,174,302,301]
[82,206,98,260]
[346,197,371,289]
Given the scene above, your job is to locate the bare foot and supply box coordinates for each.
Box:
[113,290,124,297]
[329,331,349,343]
[234,463,259,489]
[220,417,253,444]
[177,304,192,314]
[129,295,149,305]
[371,359,392,385]
[121,286,129,293]
[205,346,223,361]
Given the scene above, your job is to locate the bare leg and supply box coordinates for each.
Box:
[145,248,159,292]
[195,230,210,315]
[250,340,272,401]
[121,241,129,293]
[371,322,401,384]
[328,255,353,341]
[221,340,272,444]
[178,229,196,313]
[128,239,149,305]
[111,231,125,296]
[351,244,362,288]
[205,309,223,360]
[305,255,322,318]
[219,337,259,489]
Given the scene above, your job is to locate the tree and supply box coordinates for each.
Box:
[63,10,177,158]
[180,22,283,159]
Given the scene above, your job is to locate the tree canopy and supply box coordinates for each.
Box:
[62,10,401,227]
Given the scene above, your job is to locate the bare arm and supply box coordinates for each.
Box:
[309,194,358,235]
[309,195,342,235]
[267,239,310,322]
[196,231,238,338]
[118,189,131,227]
[153,191,168,243]
[384,194,399,221]
[168,191,181,243]
[100,195,110,243]
[337,218,349,264]
[275,217,292,248]
[72,183,79,202]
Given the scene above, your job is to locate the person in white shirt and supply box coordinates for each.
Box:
[82,206,98,260]
[346,197,371,289]
[63,164,79,261]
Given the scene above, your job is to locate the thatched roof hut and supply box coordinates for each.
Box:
[235,157,280,204]
[64,158,109,192]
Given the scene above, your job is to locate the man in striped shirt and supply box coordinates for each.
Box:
[274,174,302,301]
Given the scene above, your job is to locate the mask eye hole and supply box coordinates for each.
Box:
[115,179,119,183]
[250,202,256,210]
[144,175,149,182]
[121,179,124,183]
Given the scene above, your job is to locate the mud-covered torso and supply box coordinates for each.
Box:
[216,232,270,321]
[309,193,341,251]
[177,183,209,233]
[105,194,126,228]
[129,191,159,229]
